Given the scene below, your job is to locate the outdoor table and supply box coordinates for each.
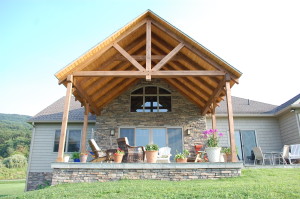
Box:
[263,151,281,165]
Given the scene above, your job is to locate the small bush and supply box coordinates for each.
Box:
[0,161,4,168]
[3,154,27,168]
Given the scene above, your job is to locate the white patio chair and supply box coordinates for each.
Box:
[156,147,172,163]
[289,144,300,164]
[253,147,272,165]
[273,145,288,165]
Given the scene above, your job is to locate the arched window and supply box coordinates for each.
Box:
[130,86,171,112]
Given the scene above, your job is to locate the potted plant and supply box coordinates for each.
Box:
[80,152,88,163]
[203,129,223,162]
[63,154,70,162]
[113,148,125,163]
[145,144,159,163]
[221,147,231,162]
[71,152,80,162]
[175,149,189,163]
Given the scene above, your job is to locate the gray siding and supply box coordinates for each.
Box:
[278,112,300,144]
[28,123,95,172]
[207,117,282,151]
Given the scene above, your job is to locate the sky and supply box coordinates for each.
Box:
[0,0,299,116]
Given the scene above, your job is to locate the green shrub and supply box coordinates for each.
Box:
[0,161,4,168]
[3,154,27,168]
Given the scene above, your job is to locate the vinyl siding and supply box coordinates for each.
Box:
[278,112,300,144]
[28,123,95,172]
[207,117,282,151]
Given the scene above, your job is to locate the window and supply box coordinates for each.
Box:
[119,127,183,160]
[130,86,171,112]
[53,129,81,152]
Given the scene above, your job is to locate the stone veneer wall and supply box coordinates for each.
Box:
[26,172,53,191]
[51,166,241,185]
[95,79,207,154]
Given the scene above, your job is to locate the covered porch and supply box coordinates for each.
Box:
[54,10,242,165]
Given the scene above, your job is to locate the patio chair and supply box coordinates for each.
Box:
[253,147,272,165]
[117,137,145,163]
[88,139,107,162]
[273,145,288,165]
[289,144,300,164]
[156,147,172,163]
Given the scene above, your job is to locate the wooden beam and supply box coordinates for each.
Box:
[225,75,237,162]
[146,20,151,72]
[151,20,240,82]
[112,55,183,61]
[73,70,225,78]
[211,103,217,130]
[152,43,184,71]
[56,75,73,162]
[58,19,147,83]
[113,43,145,71]
[81,103,89,153]
[201,78,226,115]
[73,80,100,115]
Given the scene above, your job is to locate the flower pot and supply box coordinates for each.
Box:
[145,151,158,163]
[80,154,88,163]
[225,154,232,162]
[176,158,187,163]
[114,154,124,163]
[74,158,80,162]
[219,153,225,162]
[63,156,70,162]
[206,147,221,162]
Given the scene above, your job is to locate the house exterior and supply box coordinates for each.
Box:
[25,10,300,190]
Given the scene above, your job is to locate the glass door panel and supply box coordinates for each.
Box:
[152,128,166,148]
[136,128,149,146]
[167,128,183,160]
[241,130,257,164]
[234,131,243,161]
[120,128,135,145]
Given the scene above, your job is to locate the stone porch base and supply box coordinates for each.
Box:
[51,162,243,185]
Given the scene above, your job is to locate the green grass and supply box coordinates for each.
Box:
[0,180,25,198]
[0,167,27,180]
[3,169,300,199]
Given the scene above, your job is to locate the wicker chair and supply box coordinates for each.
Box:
[117,137,145,163]
[88,139,107,162]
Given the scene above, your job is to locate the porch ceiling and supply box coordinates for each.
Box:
[55,10,242,116]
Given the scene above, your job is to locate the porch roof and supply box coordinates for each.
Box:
[55,10,242,116]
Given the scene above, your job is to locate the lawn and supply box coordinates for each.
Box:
[0,180,25,198]
[2,168,300,199]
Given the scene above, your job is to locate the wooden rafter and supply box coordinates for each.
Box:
[146,20,151,72]
[152,43,184,71]
[201,77,226,115]
[112,55,183,61]
[113,43,145,71]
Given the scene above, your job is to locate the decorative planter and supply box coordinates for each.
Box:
[113,154,124,163]
[145,151,158,163]
[206,147,221,162]
[73,158,80,162]
[63,156,70,162]
[176,158,187,163]
[80,154,88,163]
[224,154,232,162]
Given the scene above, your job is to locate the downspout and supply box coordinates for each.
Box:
[25,122,36,191]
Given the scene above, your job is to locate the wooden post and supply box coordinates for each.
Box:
[225,75,237,162]
[81,103,89,153]
[146,20,151,81]
[56,75,73,162]
[211,103,217,137]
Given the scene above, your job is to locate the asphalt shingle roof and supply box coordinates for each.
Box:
[29,96,96,122]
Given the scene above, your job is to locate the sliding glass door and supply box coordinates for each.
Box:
[235,130,257,164]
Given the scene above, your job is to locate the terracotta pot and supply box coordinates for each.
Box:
[206,147,221,162]
[145,151,158,163]
[176,158,187,163]
[80,154,88,163]
[225,154,232,162]
[114,154,124,163]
